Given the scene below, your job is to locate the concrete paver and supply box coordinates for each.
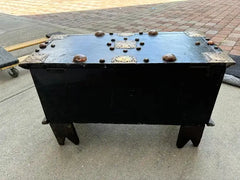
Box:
[0,0,239,55]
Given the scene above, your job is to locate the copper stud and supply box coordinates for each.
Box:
[136,47,141,51]
[99,59,105,63]
[140,42,145,46]
[148,30,158,36]
[95,31,105,37]
[110,47,115,51]
[39,43,47,49]
[73,54,87,62]
[123,49,128,53]
[207,40,214,45]
[143,58,149,63]
[162,54,177,62]
[51,44,55,48]
[195,41,200,45]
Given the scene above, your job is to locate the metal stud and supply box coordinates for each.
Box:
[140,42,145,46]
[136,47,141,51]
[99,59,105,63]
[45,41,49,44]
[207,40,214,45]
[143,58,149,63]
[107,42,111,46]
[111,39,115,42]
[195,41,200,45]
[139,32,143,35]
[95,31,105,37]
[162,54,177,62]
[135,38,139,41]
[39,43,47,49]
[214,46,219,49]
[123,49,128,53]
[109,33,114,35]
[110,47,115,51]
[148,30,158,36]
[73,54,87,62]
[124,37,128,40]
[51,44,55,48]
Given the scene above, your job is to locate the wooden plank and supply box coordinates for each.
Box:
[5,37,48,52]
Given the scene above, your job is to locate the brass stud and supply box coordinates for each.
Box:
[162,54,177,62]
[39,43,47,49]
[148,30,158,36]
[95,31,105,37]
[73,54,87,62]
[207,40,214,45]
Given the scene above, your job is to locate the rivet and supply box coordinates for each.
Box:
[139,32,143,35]
[95,31,105,37]
[39,43,47,49]
[99,59,105,63]
[135,38,139,41]
[109,33,114,35]
[123,49,128,53]
[124,37,128,40]
[73,54,87,62]
[195,41,200,45]
[111,39,115,42]
[207,40,214,45]
[136,47,141,51]
[110,47,115,51]
[162,54,177,62]
[107,42,111,46]
[148,30,158,36]
[35,49,40,52]
[51,44,55,48]
[143,58,149,63]
[140,42,145,46]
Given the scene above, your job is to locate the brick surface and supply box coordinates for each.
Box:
[0,0,239,55]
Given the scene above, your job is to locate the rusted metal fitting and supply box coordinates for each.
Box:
[73,54,87,62]
[95,31,105,37]
[51,44,55,48]
[140,42,145,46]
[39,43,47,49]
[162,54,177,62]
[148,30,158,36]
[143,58,149,63]
[99,59,105,63]
[136,47,141,51]
[195,41,201,45]
[207,40,214,45]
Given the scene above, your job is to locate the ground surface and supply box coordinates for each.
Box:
[0,1,240,179]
